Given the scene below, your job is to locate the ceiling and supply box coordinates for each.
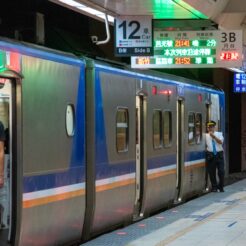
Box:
[50,0,246,43]
[50,0,207,19]
[77,0,208,19]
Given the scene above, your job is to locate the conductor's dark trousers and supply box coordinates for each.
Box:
[206,151,225,190]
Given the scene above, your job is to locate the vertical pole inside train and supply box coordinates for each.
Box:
[176,99,184,202]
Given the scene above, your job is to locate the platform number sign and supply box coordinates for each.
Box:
[221,32,236,42]
[219,31,241,62]
[115,16,153,57]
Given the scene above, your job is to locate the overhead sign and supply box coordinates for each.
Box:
[234,73,246,92]
[242,46,246,72]
[131,30,242,68]
[115,16,153,57]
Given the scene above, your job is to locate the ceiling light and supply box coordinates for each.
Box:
[227,67,245,73]
[51,0,114,23]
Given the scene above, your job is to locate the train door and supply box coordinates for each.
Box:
[205,93,221,189]
[176,98,185,202]
[0,79,12,245]
[205,100,211,190]
[133,89,147,220]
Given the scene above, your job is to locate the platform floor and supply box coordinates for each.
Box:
[82,179,246,246]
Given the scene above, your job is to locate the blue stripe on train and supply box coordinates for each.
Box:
[147,154,176,169]
[23,166,85,193]
[23,151,205,193]
[95,70,108,164]
[185,151,205,162]
[70,68,86,167]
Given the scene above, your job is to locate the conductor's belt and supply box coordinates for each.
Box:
[207,151,223,153]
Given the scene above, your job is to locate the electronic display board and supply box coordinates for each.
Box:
[131,30,242,68]
[234,73,246,93]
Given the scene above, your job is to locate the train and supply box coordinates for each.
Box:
[0,38,225,246]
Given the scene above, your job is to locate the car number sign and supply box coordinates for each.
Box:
[115,16,153,56]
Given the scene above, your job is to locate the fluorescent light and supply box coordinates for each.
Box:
[227,67,245,73]
[59,0,80,7]
[57,0,114,23]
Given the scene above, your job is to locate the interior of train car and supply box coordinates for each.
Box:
[0,78,12,245]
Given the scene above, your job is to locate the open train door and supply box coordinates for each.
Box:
[205,93,222,190]
[0,76,19,246]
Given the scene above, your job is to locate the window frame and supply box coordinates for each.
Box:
[65,104,75,137]
[188,112,196,145]
[163,110,172,148]
[195,113,202,144]
[116,107,129,153]
[153,109,163,149]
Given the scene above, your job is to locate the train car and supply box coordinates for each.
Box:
[0,38,225,246]
[82,59,225,239]
[0,38,86,246]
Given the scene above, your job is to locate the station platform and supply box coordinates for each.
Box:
[82,178,246,246]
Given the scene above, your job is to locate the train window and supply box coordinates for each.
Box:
[116,108,128,152]
[195,113,202,144]
[163,111,172,147]
[153,110,162,149]
[188,112,195,144]
[66,104,75,137]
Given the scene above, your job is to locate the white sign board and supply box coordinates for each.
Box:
[115,16,153,56]
[131,30,243,68]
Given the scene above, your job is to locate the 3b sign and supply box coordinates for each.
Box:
[221,32,237,43]
[115,16,153,56]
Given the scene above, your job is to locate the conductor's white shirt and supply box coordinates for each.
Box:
[205,131,224,152]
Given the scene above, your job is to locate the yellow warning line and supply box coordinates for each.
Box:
[155,195,246,246]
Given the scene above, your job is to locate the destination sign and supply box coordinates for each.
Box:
[131,30,242,68]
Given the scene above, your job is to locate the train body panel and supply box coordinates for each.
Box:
[91,68,137,234]
[85,62,225,239]
[20,54,86,246]
[0,39,86,246]
[181,87,207,198]
[144,80,177,213]
[0,39,225,246]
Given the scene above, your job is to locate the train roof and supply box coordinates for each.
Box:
[0,36,84,67]
[0,37,224,94]
[88,57,224,94]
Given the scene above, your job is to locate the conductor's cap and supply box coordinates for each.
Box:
[207,120,216,127]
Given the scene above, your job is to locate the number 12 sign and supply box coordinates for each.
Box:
[115,16,153,57]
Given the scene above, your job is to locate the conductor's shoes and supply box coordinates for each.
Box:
[211,189,218,192]
[219,188,224,192]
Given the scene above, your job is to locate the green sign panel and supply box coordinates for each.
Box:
[131,30,242,68]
